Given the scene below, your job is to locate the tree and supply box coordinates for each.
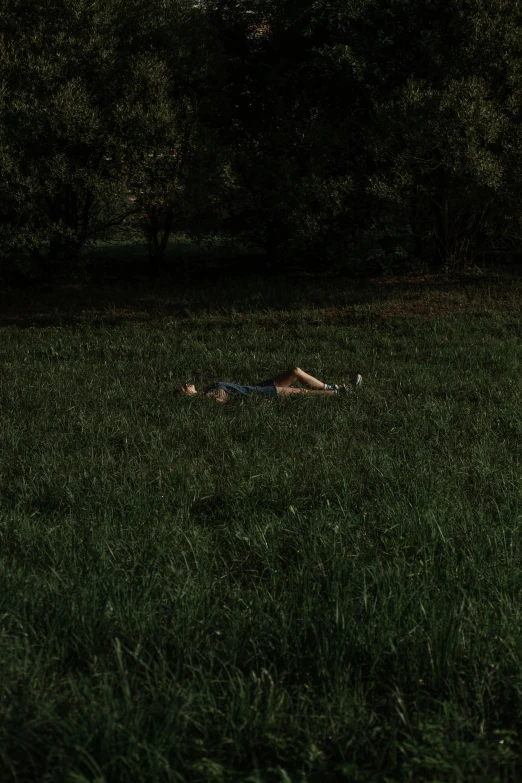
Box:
[114,0,228,269]
[204,0,522,273]
[0,0,212,278]
[366,0,522,268]
[202,0,388,269]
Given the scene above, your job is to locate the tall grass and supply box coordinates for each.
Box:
[1,275,521,782]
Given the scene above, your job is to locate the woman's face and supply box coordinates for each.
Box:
[181,383,197,395]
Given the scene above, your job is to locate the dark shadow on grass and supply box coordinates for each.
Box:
[0,251,521,328]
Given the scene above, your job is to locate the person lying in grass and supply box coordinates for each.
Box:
[179,366,362,403]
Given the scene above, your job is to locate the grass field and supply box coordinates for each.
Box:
[1,271,522,782]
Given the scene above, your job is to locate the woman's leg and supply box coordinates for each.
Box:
[269,366,328,390]
[276,386,335,396]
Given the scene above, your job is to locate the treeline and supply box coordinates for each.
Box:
[2,0,522,279]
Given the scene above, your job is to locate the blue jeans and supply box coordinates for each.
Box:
[207,379,277,396]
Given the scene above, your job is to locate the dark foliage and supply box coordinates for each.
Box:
[1,0,522,281]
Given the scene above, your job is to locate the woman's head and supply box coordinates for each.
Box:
[179,383,198,395]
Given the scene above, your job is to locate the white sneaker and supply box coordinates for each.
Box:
[335,374,362,393]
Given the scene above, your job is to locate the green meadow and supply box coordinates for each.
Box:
[1,272,522,782]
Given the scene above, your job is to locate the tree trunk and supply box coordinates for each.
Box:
[433,195,449,268]
[147,208,173,275]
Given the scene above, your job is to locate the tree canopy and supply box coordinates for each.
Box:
[2,0,522,278]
